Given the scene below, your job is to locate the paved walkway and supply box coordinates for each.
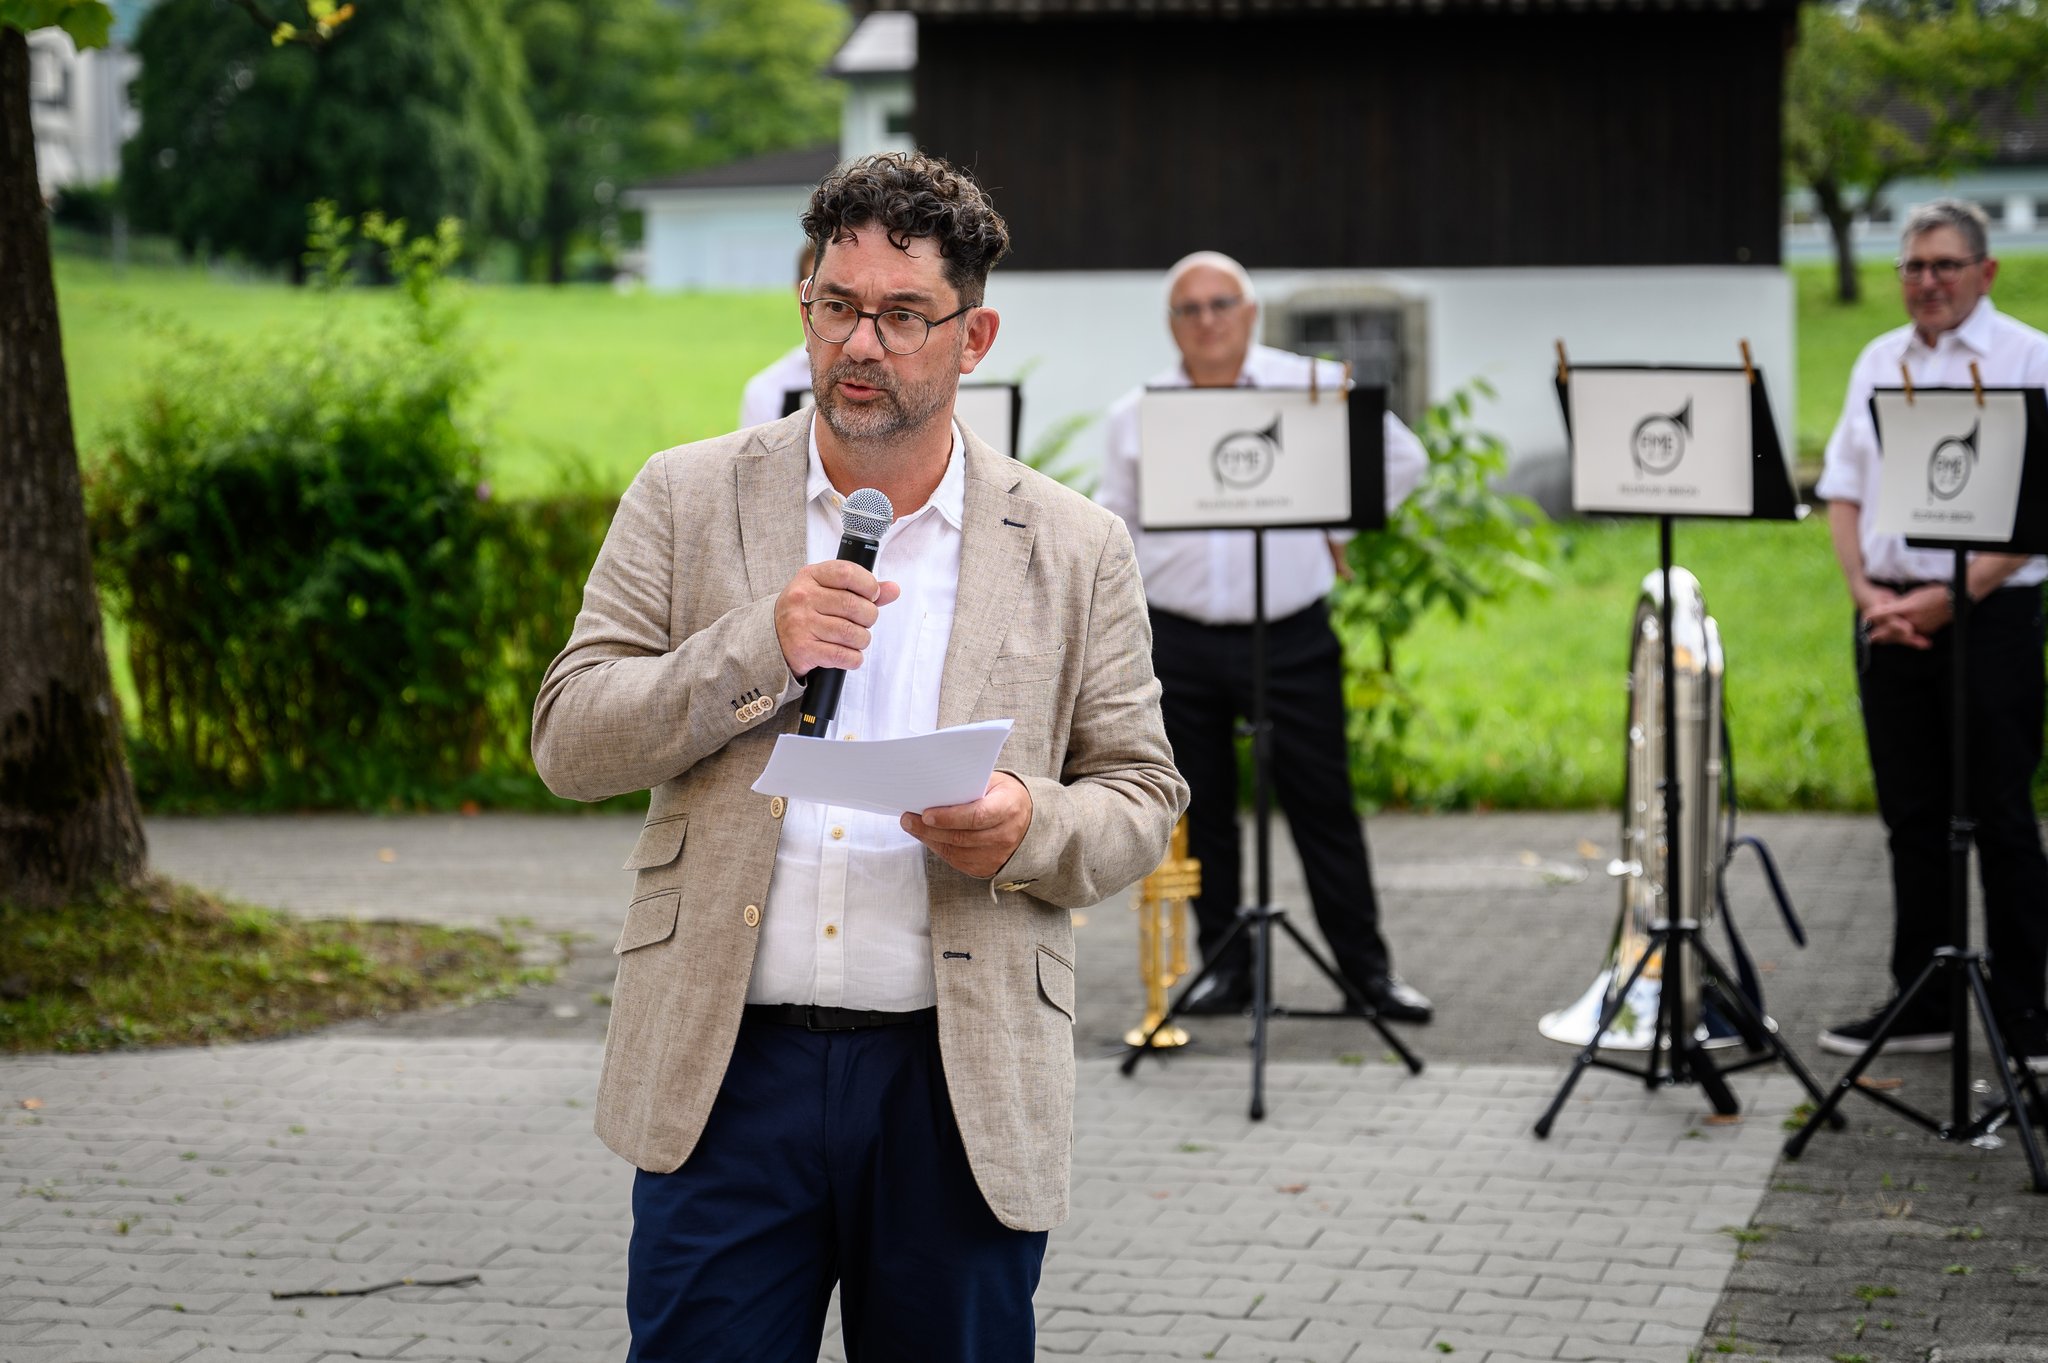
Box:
[3,811,2046,1361]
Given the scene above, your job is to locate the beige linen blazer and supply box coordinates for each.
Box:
[532,411,1187,1232]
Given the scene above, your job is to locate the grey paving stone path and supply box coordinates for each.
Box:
[3,809,2046,1362]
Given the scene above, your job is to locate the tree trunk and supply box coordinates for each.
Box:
[547,228,568,286]
[0,28,147,910]
[1814,179,1862,305]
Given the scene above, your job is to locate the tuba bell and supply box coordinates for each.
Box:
[1539,566,1775,1052]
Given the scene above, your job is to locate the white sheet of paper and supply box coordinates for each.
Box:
[750,719,1015,816]
[1568,368,1755,517]
[1872,389,2027,543]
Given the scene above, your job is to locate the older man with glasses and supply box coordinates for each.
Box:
[1815,198,2048,1072]
[1095,250,1433,1023]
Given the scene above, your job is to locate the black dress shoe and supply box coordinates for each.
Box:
[1178,969,1251,1016]
[1349,973,1433,1024]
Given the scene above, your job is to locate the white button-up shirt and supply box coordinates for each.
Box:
[1817,298,2048,587]
[747,417,965,1011]
[737,343,813,430]
[1097,344,1431,623]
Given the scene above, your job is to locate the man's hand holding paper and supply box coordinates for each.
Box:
[902,771,1034,879]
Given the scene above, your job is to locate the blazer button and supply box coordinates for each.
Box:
[743,904,760,928]
[769,796,786,819]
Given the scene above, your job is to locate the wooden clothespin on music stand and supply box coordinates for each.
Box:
[1971,361,1986,407]
[1740,340,1756,386]
[1902,362,1915,405]
[1555,339,1570,385]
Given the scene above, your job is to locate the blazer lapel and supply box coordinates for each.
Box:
[940,434,1037,730]
[736,415,810,602]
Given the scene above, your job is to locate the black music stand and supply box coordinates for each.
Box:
[1785,385,2048,1192]
[1535,355,1841,1138]
[1119,384,1425,1120]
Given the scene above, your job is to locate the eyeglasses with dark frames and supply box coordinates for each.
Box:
[803,296,976,355]
[1896,256,1985,283]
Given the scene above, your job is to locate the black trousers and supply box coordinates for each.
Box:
[1856,584,2048,1023]
[1149,601,1392,989]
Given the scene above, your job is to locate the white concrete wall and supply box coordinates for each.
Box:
[28,30,139,195]
[841,77,914,163]
[636,186,819,291]
[978,266,1795,479]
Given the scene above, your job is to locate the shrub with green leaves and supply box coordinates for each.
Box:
[87,204,613,809]
[1331,379,1558,804]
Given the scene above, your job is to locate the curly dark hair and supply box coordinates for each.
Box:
[801,152,1010,307]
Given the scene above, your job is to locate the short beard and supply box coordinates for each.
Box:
[812,349,957,451]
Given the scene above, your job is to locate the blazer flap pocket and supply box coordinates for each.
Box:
[615,891,681,954]
[622,815,688,870]
[1036,945,1075,1021]
[994,646,1065,685]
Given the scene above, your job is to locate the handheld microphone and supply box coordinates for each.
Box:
[798,487,894,737]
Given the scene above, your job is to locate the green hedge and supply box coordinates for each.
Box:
[85,207,624,811]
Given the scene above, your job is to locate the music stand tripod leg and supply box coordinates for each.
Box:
[1785,955,1948,1158]
[1120,906,1257,1076]
[1272,914,1424,1074]
[1250,901,1272,1121]
[1688,934,1844,1124]
[1534,926,1667,1139]
[1962,960,2048,1193]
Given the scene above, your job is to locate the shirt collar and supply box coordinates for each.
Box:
[1906,297,2000,359]
[805,415,967,533]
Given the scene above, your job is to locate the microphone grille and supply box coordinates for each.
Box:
[841,487,894,542]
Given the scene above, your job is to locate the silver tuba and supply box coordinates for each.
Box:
[1539,566,1771,1051]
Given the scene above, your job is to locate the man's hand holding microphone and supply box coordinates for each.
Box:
[771,488,1032,881]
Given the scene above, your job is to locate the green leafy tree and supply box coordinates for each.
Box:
[673,0,847,169]
[1,0,147,908]
[122,0,540,274]
[1787,4,2048,304]
[505,0,845,284]
[505,0,689,284]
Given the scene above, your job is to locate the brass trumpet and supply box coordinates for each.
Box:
[1127,817,1199,1048]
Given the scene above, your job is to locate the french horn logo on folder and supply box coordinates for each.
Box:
[1211,415,1282,492]
[1630,399,1692,476]
[1927,420,1979,501]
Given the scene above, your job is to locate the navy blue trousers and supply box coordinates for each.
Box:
[625,1011,1047,1363]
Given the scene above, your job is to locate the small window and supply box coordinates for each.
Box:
[1266,294,1427,426]
[884,109,913,137]
[1980,199,2006,224]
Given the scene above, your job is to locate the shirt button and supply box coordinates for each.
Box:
[831,826,845,840]
[770,796,786,819]
[743,904,760,928]
[824,923,839,938]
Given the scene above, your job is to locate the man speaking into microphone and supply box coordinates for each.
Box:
[532,152,1186,1362]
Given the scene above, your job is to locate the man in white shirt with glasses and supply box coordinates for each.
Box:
[1815,198,2048,1071]
[1097,250,1433,1024]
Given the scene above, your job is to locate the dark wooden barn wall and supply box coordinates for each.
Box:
[912,13,1790,270]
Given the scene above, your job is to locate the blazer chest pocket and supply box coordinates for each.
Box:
[1036,945,1075,1022]
[622,814,687,871]
[615,891,680,954]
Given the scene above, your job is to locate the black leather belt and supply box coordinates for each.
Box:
[744,1003,935,1032]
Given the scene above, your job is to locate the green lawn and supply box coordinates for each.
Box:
[1395,515,1868,811]
[54,246,2048,811]
[59,254,798,498]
